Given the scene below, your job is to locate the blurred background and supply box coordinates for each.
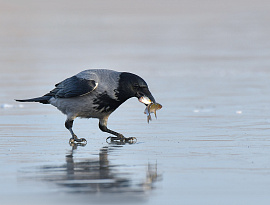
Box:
[1,0,269,98]
[1,0,270,205]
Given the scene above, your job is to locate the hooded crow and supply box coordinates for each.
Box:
[16,69,156,144]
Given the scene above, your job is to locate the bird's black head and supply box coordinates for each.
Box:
[117,72,156,104]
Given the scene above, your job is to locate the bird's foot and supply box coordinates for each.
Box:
[69,135,87,146]
[106,135,137,144]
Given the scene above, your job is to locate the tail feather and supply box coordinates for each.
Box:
[15,96,51,104]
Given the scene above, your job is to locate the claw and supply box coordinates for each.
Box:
[106,136,137,144]
[69,138,75,144]
[69,137,87,146]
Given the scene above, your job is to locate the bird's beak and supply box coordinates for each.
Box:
[146,93,156,103]
[136,91,156,105]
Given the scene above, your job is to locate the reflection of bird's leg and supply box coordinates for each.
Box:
[65,144,76,177]
[99,147,109,166]
[65,119,87,144]
[99,117,136,143]
[99,146,110,177]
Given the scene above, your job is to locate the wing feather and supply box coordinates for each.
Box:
[46,75,98,98]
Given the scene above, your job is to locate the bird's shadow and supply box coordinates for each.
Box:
[37,143,161,198]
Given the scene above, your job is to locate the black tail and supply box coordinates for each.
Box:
[15,96,51,104]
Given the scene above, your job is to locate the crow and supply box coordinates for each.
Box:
[16,69,156,144]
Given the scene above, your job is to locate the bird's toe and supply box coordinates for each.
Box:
[69,138,75,144]
[76,138,87,143]
[106,136,137,144]
[69,137,87,146]
[126,137,137,142]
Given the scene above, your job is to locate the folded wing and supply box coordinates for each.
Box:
[47,74,98,98]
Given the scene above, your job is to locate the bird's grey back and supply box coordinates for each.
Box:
[76,69,121,99]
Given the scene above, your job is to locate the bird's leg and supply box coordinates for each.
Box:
[99,118,136,143]
[65,119,87,145]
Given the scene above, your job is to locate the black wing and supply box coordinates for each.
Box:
[46,76,97,98]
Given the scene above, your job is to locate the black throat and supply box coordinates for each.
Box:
[116,72,137,102]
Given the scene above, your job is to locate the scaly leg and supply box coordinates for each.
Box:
[99,117,136,143]
[65,119,87,144]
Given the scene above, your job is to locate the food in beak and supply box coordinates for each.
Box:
[138,96,152,105]
[144,103,162,123]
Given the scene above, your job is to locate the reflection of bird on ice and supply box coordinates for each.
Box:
[40,144,162,195]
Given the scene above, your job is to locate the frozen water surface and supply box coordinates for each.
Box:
[1,0,270,204]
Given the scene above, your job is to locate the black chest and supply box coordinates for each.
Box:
[93,92,123,113]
